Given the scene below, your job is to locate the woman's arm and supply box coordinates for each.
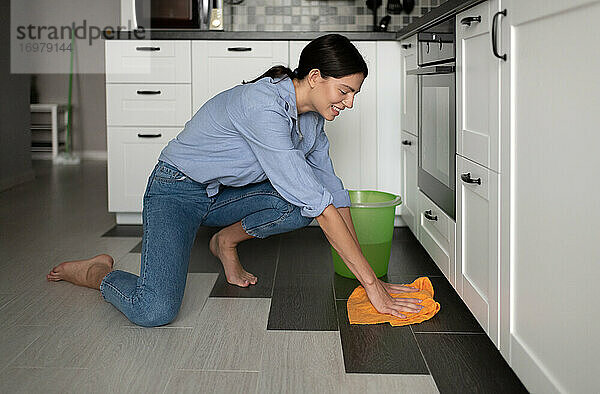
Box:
[316,205,423,318]
[337,207,360,249]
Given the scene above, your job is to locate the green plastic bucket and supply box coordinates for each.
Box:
[332,190,402,279]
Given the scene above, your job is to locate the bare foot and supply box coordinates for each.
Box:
[209,233,258,287]
[46,254,114,290]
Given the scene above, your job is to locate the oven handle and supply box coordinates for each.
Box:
[407,65,455,75]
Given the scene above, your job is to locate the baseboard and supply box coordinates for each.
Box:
[79,150,107,161]
[510,334,562,394]
[0,169,35,192]
[31,150,107,161]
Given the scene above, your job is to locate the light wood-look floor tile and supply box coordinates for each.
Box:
[341,373,439,393]
[113,252,141,276]
[0,293,16,310]
[164,370,259,394]
[0,325,45,371]
[177,298,270,371]
[74,327,194,393]
[0,367,85,394]
[257,331,346,393]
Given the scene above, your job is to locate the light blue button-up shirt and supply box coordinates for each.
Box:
[158,76,351,218]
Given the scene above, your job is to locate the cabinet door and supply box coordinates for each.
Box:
[107,127,182,212]
[501,1,600,392]
[456,155,499,345]
[400,131,418,237]
[400,35,418,137]
[456,1,500,172]
[192,41,288,112]
[289,41,378,191]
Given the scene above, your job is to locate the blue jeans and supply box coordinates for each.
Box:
[100,160,313,327]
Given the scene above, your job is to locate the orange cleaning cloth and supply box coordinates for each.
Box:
[347,277,440,326]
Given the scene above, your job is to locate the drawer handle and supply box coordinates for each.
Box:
[401,43,412,49]
[227,47,252,52]
[461,172,482,185]
[136,46,161,51]
[137,133,162,138]
[136,90,162,95]
[424,210,438,221]
[460,16,481,27]
[401,140,412,146]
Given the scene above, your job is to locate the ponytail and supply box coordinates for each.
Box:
[243,65,297,84]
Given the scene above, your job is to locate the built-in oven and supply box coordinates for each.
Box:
[407,17,456,220]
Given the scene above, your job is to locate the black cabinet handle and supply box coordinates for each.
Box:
[136,90,161,95]
[424,210,438,221]
[460,16,481,27]
[227,47,252,52]
[137,133,162,138]
[401,140,412,146]
[492,9,507,61]
[136,46,161,51]
[401,43,412,49]
[461,172,482,185]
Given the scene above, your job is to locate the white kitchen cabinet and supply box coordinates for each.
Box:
[400,34,418,138]
[456,0,500,173]
[497,1,600,392]
[192,41,288,112]
[289,41,378,192]
[417,190,456,285]
[400,131,418,236]
[456,154,499,345]
[105,39,192,223]
[105,40,191,84]
[107,127,182,214]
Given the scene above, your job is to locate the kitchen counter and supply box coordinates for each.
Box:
[106,30,398,41]
[396,0,486,40]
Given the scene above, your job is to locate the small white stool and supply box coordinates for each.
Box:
[30,103,70,160]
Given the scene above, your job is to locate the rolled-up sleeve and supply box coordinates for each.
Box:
[230,104,333,218]
[307,128,351,208]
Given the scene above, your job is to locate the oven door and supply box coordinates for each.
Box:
[410,65,456,219]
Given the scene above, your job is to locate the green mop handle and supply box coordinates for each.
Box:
[66,33,74,154]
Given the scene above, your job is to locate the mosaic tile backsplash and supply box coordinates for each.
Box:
[226,0,447,32]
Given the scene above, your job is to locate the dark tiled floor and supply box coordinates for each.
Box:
[103,223,526,391]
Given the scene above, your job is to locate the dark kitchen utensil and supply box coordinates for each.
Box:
[386,0,403,15]
[377,15,391,31]
[403,0,415,14]
[366,0,383,32]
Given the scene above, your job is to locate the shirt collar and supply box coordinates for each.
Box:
[274,76,298,120]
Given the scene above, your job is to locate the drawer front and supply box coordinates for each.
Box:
[418,189,456,284]
[206,41,288,58]
[107,127,182,212]
[401,35,418,137]
[106,84,191,126]
[105,40,191,83]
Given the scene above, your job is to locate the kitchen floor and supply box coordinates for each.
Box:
[0,160,527,393]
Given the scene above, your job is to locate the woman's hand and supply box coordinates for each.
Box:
[378,278,420,295]
[363,280,424,319]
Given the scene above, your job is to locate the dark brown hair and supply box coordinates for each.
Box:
[243,34,368,84]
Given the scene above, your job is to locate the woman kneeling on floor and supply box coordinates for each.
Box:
[47,34,423,327]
